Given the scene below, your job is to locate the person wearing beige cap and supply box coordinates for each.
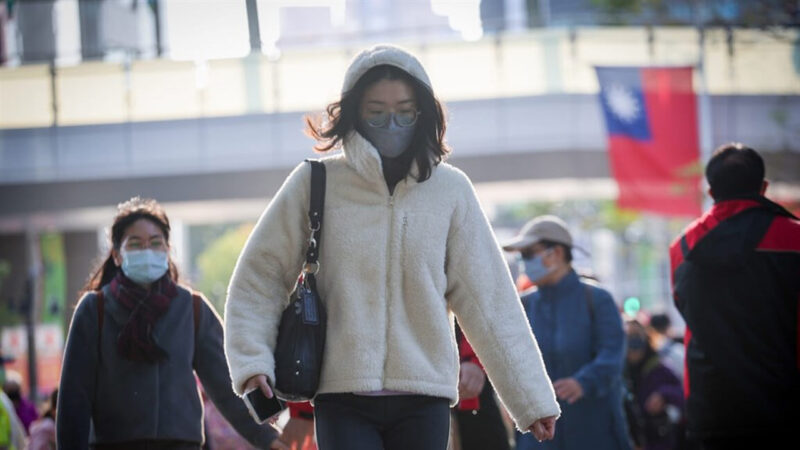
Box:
[503,216,632,450]
[224,44,560,449]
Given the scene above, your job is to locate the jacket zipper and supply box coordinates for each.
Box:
[381,188,398,387]
[401,215,408,296]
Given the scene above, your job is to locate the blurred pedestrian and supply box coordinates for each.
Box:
[623,320,684,450]
[26,389,57,450]
[503,215,632,450]
[452,323,511,450]
[224,44,560,450]
[670,143,800,449]
[57,197,285,450]
[0,389,26,450]
[3,374,37,433]
[0,353,14,387]
[645,314,684,383]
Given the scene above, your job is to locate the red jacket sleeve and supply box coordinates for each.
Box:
[458,333,483,370]
[288,401,314,419]
[456,331,483,411]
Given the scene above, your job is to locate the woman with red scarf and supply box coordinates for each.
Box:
[56,197,285,450]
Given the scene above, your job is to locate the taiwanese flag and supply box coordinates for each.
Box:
[595,67,702,217]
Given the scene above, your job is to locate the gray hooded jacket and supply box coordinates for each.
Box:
[57,284,277,449]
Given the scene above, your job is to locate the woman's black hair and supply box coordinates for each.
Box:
[305,64,450,182]
[43,388,58,419]
[705,142,765,201]
[81,197,179,294]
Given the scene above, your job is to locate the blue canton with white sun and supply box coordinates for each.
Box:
[596,68,652,141]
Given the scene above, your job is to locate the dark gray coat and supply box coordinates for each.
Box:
[56,284,277,449]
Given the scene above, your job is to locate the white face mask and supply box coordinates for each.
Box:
[121,249,169,285]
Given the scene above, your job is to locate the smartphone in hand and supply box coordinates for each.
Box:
[243,387,286,424]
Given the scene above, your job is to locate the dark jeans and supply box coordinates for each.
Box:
[314,393,450,450]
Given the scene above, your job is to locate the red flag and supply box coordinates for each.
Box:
[596,67,702,216]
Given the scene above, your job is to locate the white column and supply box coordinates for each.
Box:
[170,219,189,278]
[697,27,714,212]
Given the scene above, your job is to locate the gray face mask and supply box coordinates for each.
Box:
[360,118,416,159]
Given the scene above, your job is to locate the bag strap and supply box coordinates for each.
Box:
[583,284,595,323]
[96,289,105,362]
[583,282,597,358]
[93,289,105,411]
[192,293,202,333]
[191,293,203,367]
[304,159,327,267]
[680,235,690,258]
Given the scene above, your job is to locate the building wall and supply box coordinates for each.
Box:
[63,230,98,325]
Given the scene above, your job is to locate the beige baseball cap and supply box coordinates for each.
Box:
[502,215,573,252]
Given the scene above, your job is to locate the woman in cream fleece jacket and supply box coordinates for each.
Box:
[224,44,560,449]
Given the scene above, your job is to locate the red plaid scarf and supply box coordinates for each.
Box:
[110,271,178,363]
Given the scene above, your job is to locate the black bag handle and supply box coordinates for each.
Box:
[304,159,326,270]
[273,160,327,401]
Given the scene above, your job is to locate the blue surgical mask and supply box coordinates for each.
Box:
[360,118,416,159]
[518,252,554,284]
[121,249,169,285]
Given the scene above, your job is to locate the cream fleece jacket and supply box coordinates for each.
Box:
[224,131,560,431]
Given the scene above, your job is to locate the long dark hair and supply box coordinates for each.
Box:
[305,64,450,182]
[43,388,58,420]
[82,197,179,294]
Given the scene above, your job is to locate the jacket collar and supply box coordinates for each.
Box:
[688,196,794,248]
[538,269,581,298]
[102,284,134,327]
[102,283,186,328]
[712,195,797,220]
[342,131,428,190]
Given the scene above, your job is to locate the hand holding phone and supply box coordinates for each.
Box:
[243,386,286,424]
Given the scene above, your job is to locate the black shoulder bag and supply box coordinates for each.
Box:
[274,159,327,402]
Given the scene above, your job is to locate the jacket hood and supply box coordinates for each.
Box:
[342,44,432,94]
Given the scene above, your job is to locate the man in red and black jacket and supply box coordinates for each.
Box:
[669,143,800,450]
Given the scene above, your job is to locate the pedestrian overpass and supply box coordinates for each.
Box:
[2,92,798,224]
